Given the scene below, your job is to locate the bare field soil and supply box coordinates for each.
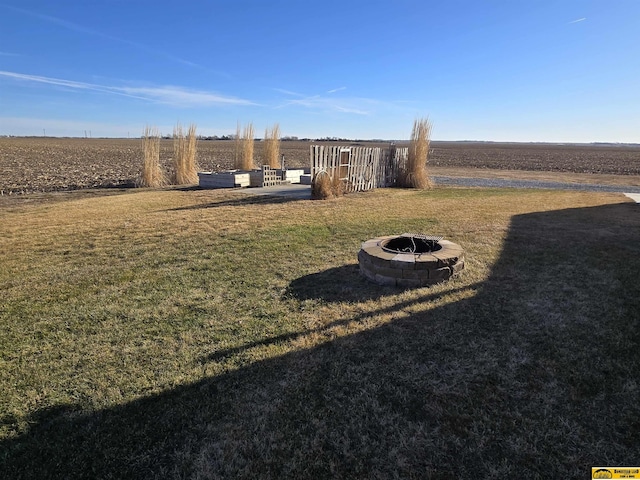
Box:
[430,141,640,175]
[1,137,639,195]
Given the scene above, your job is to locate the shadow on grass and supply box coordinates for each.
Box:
[2,202,639,479]
[286,264,393,303]
[286,263,481,303]
[0,186,137,208]
[168,193,303,211]
[202,275,479,363]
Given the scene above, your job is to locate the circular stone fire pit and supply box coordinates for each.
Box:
[358,233,465,287]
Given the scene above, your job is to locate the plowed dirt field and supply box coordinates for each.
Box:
[1,137,639,195]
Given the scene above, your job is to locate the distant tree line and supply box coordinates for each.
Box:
[195,135,312,141]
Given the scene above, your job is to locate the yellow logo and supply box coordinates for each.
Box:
[593,470,613,479]
[593,467,640,479]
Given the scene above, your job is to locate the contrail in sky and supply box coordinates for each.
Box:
[569,18,587,24]
[0,70,256,106]
[0,4,212,71]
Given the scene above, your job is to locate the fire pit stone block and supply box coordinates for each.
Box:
[358,234,465,287]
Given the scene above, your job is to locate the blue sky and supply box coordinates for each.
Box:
[1,1,638,142]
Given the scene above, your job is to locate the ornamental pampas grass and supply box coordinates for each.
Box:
[238,122,255,171]
[140,126,166,187]
[401,118,433,189]
[173,123,199,184]
[263,123,281,168]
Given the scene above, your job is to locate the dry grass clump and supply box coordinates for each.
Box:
[263,123,281,168]
[139,126,166,188]
[400,118,433,189]
[311,171,333,199]
[172,123,199,185]
[311,169,344,200]
[235,123,255,171]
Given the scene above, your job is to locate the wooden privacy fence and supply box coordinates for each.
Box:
[310,144,409,192]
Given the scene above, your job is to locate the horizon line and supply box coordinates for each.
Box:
[1,134,638,146]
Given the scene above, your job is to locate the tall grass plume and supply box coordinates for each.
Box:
[263,124,281,168]
[173,123,199,185]
[238,123,255,171]
[140,126,166,188]
[400,118,433,189]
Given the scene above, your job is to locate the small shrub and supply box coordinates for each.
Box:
[400,118,433,189]
[263,123,281,169]
[140,126,166,188]
[173,123,199,184]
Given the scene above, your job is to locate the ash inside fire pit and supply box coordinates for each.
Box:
[358,234,465,287]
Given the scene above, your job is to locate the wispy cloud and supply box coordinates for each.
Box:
[569,17,587,24]
[118,85,256,106]
[273,88,305,97]
[0,70,256,106]
[257,85,409,116]
[0,51,21,57]
[0,70,147,100]
[0,4,213,71]
[274,88,371,115]
[332,105,370,115]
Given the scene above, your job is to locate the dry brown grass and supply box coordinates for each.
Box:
[311,168,345,199]
[172,123,199,185]
[400,118,433,189]
[311,170,333,199]
[235,123,255,171]
[262,124,281,169]
[139,126,166,188]
[1,186,638,478]
[331,171,345,197]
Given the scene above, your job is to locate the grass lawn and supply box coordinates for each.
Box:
[1,186,638,479]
